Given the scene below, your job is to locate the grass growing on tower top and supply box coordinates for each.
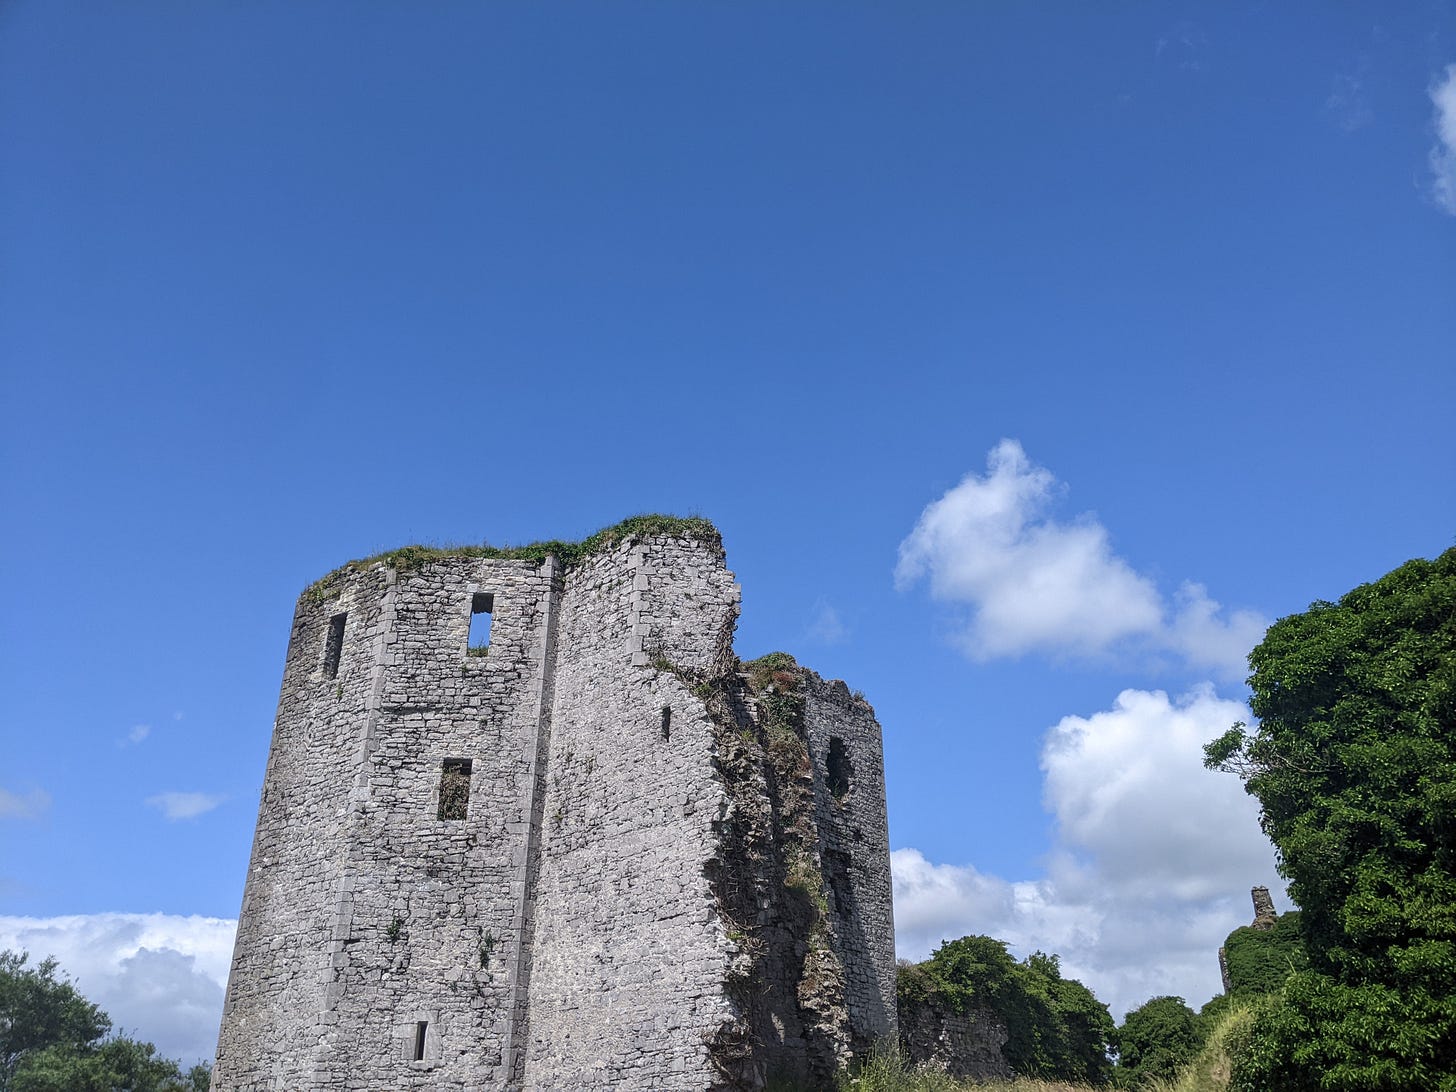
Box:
[303,514,719,600]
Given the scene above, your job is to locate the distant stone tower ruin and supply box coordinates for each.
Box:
[212,518,896,1091]
[1219,885,1281,993]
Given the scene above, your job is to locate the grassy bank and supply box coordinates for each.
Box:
[831,1002,1260,1092]
[834,1050,1096,1092]
[1141,1001,1258,1092]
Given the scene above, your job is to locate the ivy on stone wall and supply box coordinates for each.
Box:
[1222,913,1308,998]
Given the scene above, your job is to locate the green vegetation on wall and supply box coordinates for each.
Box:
[305,513,720,598]
[1220,913,1307,999]
[897,935,1115,1085]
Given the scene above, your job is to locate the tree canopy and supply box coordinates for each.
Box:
[1113,995,1206,1087]
[1221,912,1307,999]
[1205,546,1456,1090]
[0,951,209,1092]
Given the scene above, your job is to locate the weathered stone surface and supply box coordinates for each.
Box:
[899,997,1012,1082]
[1250,885,1277,931]
[212,526,895,1090]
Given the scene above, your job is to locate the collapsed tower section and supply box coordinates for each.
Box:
[213,519,895,1090]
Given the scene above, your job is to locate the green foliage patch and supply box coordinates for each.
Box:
[0,950,210,1092]
[1113,996,1205,1087]
[1206,546,1456,1090]
[1138,1000,1261,1092]
[897,936,1115,1086]
[1220,913,1306,998]
[744,651,801,693]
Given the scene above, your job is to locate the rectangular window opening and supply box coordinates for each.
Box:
[467,592,494,657]
[826,736,854,798]
[413,1020,427,1062]
[323,612,347,679]
[437,759,472,820]
[660,705,672,741]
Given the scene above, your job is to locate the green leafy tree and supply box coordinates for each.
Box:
[898,935,1114,1084]
[1205,547,1456,1090]
[0,950,208,1092]
[1019,951,1116,1086]
[11,1038,193,1092]
[1113,995,1206,1087]
[0,952,109,1089]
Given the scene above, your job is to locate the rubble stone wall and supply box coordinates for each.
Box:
[899,998,1012,1082]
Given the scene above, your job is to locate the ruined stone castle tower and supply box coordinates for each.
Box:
[213,518,896,1090]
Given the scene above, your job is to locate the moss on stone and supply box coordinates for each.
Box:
[302,514,719,600]
[744,651,801,693]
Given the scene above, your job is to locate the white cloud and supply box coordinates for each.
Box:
[1167,584,1267,681]
[895,440,1266,678]
[0,913,237,1063]
[1430,63,1456,215]
[0,787,51,820]
[145,792,224,821]
[893,686,1283,1017]
[121,724,151,747]
[805,599,849,644]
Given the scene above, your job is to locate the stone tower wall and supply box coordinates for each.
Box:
[801,675,897,1049]
[521,537,742,1089]
[213,525,896,1091]
[214,555,563,1089]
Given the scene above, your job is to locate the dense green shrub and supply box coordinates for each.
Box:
[1206,547,1456,1090]
[1221,913,1307,999]
[1113,996,1205,1087]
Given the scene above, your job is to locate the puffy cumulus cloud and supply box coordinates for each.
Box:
[145,792,224,820]
[1431,64,1456,215]
[1041,686,1273,901]
[893,687,1283,1017]
[0,913,236,1063]
[895,440,1266,678]
[0,787,51,819]
[892,850,1094,965]
[121,724,151,747]
[1167,584,1269,679]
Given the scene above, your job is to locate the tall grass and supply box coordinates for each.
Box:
[1141,1000,1258,1092]
[835,1049,1094,1092]
[829,1004,1260,1092]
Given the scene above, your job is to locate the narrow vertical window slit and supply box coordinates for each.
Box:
[826,736,854,798]
[323,613,346,679]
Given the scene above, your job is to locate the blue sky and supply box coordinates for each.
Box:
[2,1,1453,1065]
